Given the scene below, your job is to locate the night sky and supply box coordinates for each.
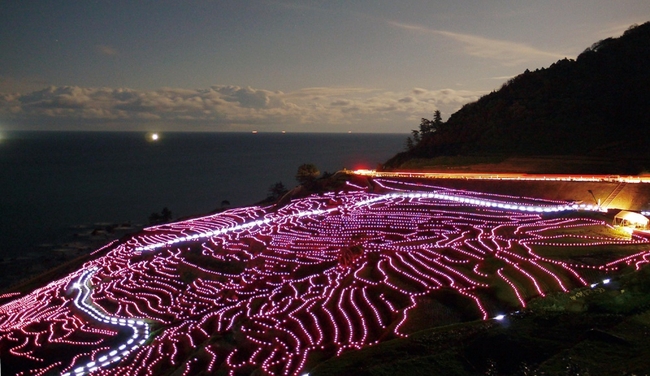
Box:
[1,1,648,133]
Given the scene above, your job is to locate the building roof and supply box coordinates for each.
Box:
[614,210,649,225]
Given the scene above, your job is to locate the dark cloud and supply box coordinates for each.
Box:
[211,86,274,109]
[330,99,352,106]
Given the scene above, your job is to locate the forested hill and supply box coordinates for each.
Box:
[386,21,650,172]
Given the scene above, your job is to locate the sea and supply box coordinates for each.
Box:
[0,131,406,259]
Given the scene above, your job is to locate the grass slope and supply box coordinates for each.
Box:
[309,265,650,376]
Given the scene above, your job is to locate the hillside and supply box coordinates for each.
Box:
[386,21,650,173]
[3,175,650,375]
[311,265,650,376]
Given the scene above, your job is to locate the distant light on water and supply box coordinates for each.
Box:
[147,132,160,141]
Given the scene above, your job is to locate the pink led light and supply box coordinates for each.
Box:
[1,180,648,375]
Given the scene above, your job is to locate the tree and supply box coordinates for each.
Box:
[411,128,421,143]
[420,111,443,135]
[405,136,415,150]
[295,164,320,186]
[433,110,443,126]
[149,207,172,225]
[267,181,288,200]
[404,111,445,151]
[419,117,434,135]
[161,207,172,222]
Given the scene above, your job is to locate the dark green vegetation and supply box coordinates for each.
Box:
[386,21,650,174]
[149,207,173,225]
[296,163,322,187]
[310,265,650,376]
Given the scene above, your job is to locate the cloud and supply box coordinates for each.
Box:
[330,99,352,106]
[96,45,119,56]
[390,21,565,65]
[486,75,517,81]
[0,84,485,132]
[211,86,277,109]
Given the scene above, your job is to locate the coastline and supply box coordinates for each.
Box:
[0,131,407,260]
[0,221,142,292]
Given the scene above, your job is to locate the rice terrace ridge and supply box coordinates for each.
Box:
[2,171,650,375]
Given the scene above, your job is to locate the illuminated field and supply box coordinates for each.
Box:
[1,178,649,375]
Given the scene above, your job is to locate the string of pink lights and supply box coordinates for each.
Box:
[1,179,649,375]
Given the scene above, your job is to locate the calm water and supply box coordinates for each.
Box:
[0,131,406,257]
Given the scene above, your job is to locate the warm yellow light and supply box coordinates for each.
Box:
[353,169,376,176]
[145,132,162,142]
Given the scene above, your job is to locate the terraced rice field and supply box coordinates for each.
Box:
[1,178,649,375]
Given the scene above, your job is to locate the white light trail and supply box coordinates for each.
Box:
[135,189,599,253]
[62,268,150,376]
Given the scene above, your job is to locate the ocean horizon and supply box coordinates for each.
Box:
[0,131,406,258]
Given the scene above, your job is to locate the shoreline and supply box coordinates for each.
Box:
[0,221,143,292]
